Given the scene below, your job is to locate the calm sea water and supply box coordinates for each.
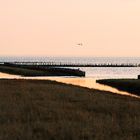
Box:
[1,56,140,64]
[0,57,140,79]
[0,57,140,97]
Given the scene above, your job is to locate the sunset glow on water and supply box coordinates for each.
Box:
[0,72,139,98]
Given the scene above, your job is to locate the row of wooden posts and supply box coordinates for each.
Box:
[2,62,140,67]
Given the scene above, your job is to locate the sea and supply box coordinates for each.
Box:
[1,56,140,79]
[0,57,140,97]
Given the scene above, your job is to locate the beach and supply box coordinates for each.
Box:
[1,0,140,139]
[0,79,139,140]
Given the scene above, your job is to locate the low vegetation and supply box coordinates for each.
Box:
[0,79,140,140]
[97,79,140,96]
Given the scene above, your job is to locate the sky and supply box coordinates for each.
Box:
[0,0,140,57]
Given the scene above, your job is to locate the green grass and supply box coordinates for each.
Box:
[97,79,140,96]
[0,79,140,140]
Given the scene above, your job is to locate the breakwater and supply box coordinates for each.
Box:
[0,62,85,77]
[1,62,140,67]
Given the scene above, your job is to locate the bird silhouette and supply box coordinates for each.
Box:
[77,43,83,46]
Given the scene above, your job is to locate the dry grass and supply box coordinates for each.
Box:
[0,79,140,140]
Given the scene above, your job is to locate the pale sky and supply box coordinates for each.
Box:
[0,0,140,57]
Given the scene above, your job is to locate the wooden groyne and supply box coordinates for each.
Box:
[0,62,85,77]
[1,62,140,67]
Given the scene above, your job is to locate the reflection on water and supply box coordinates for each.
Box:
[35,77,138,98]
[0,72,20,79]
[0,72,139,98]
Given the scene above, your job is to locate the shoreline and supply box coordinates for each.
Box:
[0,78,139,99]
[0,63,85,77]
[97,79,140,97]
[0,70,139,98]
[0,72,138,98]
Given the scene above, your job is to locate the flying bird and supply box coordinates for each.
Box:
[77,43,83,46]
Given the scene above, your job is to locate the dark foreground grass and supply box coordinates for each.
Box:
[0,79,140,140]
[97,79,140,96]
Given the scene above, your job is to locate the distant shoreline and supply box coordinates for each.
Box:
[0,63,85,77]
